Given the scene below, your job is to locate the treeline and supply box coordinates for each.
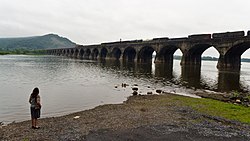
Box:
[174,55,250,62]
[0,48,45,55]
[173,55,218,61]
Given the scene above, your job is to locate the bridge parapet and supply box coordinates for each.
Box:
[169,37,188,42]
[152,37,169,41]
[101,39,143,45]
[76,45,84,48]
[188,34,211,40]
[212,31,245,39]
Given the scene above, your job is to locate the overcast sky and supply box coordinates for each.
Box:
[1,0,250,57]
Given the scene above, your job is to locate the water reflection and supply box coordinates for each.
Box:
[180,65,201,89]
[217,71,241,92]
[155,63,173,80]
[135,63,154,77]
[98,59,249,93]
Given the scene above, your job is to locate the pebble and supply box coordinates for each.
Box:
[132,91,138,95]
[132,86,138,91]
[73,116,80,119]
[147,92,153,95]
[156,89,162,94]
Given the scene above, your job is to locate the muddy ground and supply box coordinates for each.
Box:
[1,94,250,141]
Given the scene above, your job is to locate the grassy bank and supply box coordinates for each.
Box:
[163,94,250,124]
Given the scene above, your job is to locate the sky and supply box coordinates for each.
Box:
[1,0,250,57]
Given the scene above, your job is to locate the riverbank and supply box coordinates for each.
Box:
[1,93,250,141]
[0,50,45,55]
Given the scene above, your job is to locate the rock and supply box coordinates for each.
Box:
[236,99,241,103]
[132,86,138,91]
[121,83,127,88]
[243,99,249,102]
[74,116,80,119]
[147,92,153,95]
[134,84,138,86]
[140,108,147,112]
[114,85,118,88]
[156,89,162,94]
[171,89,176,93]
[132,91,138,95]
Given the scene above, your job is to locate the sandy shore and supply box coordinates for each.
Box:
[1,94,250,141]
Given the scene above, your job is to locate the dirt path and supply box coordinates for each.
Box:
[1,94,250,141]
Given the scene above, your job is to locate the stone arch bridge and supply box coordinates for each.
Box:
[46,30,250,71]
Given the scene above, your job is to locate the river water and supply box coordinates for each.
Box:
[1,55,250,124]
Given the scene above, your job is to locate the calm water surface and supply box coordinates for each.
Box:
[1,55,250,124]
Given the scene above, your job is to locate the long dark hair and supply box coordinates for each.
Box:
[31,87,39,98]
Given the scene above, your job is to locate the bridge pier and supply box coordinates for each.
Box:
[73,49,78,58]
[154,54,174,66]
[181,65,201,89]
[154,63,173,79]
[180,53,202,66]
[217,71,240,92]
[217,55,241,71]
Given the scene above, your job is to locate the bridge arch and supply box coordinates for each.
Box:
[100,47,108,59]
[66,49,70,57]
[217,42,250,70]
[155,45,179,64]
[85,48,91,59]
[70,49,74,57]
[74,49,79,58]
[79,48,84,59]
[181,44,214,66]
[123,47,136,62]
[62,50,66,56]
[58,50,61,55]
[138,46,155,63]
[92,48,99,60]
[111,47,122,60]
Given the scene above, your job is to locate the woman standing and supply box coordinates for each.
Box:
[29,87,41,129]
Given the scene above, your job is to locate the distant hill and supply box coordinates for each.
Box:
[0,34,76,50]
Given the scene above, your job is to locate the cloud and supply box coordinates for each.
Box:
[0,0,250,46]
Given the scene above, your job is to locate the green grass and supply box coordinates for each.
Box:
[170,95,250,124]
[129,94,250,124]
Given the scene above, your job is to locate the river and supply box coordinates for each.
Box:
[0,55,250,124]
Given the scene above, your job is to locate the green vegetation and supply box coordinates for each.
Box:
[130,94,250,124]
[0,51,10,55]
[169,95,250,124]
[173,55,218,61]
[0,48,45,55]
[174,55,250,62]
